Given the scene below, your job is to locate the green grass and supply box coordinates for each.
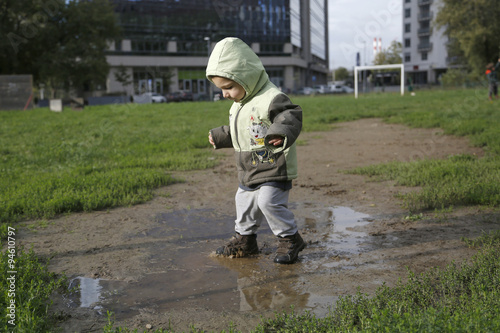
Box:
[0,101,227,223]
[0,247,66,331]
[348,154,500,212]
[1,89,499,224]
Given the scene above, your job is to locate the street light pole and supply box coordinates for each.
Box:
[363,41,366,93]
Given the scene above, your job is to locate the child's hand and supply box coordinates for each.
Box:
[208,132,215,147]
[267,135,284,146]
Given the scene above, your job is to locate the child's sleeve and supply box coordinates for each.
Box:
[210,126,233,149]
[265,94,302,153]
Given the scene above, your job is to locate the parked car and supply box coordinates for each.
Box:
[144,92,166,103]
[329,85,353,94]
[133,92,166,103]
[293,87,316,95]
[166,90,193,102]
[328,85,344,93]
[313,85,329,94]
[179,90,193,101]
[341,85,354,93]
[166,91,182,102]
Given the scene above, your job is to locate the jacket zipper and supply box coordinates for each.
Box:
[233,103,245,180]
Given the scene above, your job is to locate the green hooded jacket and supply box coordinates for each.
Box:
[207,37,302,187]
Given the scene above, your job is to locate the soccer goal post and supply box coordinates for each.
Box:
[354,64,405,99]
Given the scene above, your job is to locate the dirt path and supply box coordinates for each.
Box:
[18,119,498,332]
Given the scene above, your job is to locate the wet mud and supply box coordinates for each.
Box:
[65,204,374,322]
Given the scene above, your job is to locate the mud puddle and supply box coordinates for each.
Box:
[65,203,375,320]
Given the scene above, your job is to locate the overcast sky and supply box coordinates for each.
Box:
[328,0,403,69]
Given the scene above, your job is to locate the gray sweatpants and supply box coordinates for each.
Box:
[234,186,297,237]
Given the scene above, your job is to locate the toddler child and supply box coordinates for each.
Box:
[207,37,305,264]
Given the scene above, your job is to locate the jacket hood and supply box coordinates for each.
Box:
[206,37,269,103]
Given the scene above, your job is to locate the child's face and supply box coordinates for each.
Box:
[211,77,246,102]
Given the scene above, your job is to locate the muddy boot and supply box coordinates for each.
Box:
[216,233,259,258]
[274,232,306,264]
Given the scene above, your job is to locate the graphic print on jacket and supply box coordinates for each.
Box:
[248,117,267,146]
[247,115,276,167]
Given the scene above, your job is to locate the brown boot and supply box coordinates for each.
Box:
[216,233,259,258]
[274,232,306,264]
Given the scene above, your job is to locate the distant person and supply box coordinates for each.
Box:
[206,37,305,264]
[485,58,500,100]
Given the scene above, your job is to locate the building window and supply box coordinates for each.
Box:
[266,67,285,88]
[260,43,283,54]
[405,8,411,18]
[133,68,169,94]
[290,0,301,48]
[405,38,411,48]
[404,53,411,62]
[131,40,167,54]
[177,41,206,55]
[405,0,411,3]
[405,23,411,33]
[421,52,428,61]
[310,0,326,60]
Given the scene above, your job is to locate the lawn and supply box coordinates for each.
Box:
[1,88,499,224]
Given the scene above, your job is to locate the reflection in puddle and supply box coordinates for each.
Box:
[69,204,374,321]
[312,206,371,268]
[66,277,126,311]
[66,277,103,309]
[215,259,310,313]
[78,277,102,308]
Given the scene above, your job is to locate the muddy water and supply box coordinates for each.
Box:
[66,203,374,320]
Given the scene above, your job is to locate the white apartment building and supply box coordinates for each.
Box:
[403,0,448,85]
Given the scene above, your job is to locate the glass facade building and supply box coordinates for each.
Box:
[309,0,326,60]
[106,0,329,97]
[290,0,301,48]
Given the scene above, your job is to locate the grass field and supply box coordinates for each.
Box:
[1,88,499,331]
[1,88,499,224]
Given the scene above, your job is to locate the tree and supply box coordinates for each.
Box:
[0,0,59,79]
[114,65,132,94]
[0,0,121,96]
[334,67,350,81]
[373,41,403,65]
[444,38,468,68]
[370,41,403,86]
[435,0,500,75]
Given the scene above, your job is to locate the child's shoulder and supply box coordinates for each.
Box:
[253,81,285,100]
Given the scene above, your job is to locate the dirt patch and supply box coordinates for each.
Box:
[17,119,498,332]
